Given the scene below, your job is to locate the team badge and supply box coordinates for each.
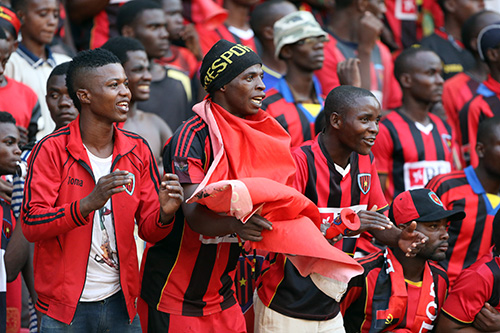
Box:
[357,173,371,195]
[124,172,135,196]
[428,191,443,207]
[2,219,12,240]
[441,134,452,152]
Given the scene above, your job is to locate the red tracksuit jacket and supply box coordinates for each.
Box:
[21,117,172,325]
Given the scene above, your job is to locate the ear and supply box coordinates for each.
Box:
[486,48,500,63]
[356,0,368,12]
[443,0,456,14]
[76,89,90,106]
[121,25,135,38]
[262,26,274,41]
[399,72,412,89]
[476,141,485,159]
[16,10,25,25]
[280,44,293,60]
[470,36,478,52]
[330,112,342,130]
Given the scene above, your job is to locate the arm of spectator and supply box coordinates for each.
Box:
[158,173,183,225]
[371,221,427,256]
[348,205,392,236]
[182,183,273,240]
[65,0,111,23]
[473,303,500,332]
[357,11,383,91]
[0,178,13,203]
[5,218,29,282]
[337,58,361,87]
[437,313,487,332]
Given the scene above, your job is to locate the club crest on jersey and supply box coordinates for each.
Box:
[357,173,371,195]
[2,219,12,240]
[441,134,452,152]
[123,172,135,196]
[428,192,443,207]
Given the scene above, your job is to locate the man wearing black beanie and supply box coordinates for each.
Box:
[139,39,289,332]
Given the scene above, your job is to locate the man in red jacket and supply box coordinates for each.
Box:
[21,48,184,331]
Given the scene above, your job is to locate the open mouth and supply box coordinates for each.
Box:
[251,96,264,107]
[363,138,375,146]
[117,101,129,112]
[137,84,150,93]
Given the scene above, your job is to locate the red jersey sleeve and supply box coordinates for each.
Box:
[441,268,492,324]
[466,98,485,167]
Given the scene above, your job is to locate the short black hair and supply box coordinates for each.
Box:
[0,27,6,40]
[250,0,295,40]
[47,61,70,84]
[10,0,29,12]
[335,0,354,10]
[101,36,145,64]
[462,10,500,54]
[477,116,500,145]
[117,0,163,34]
[324,85,376,123]
[0,111,16,126]
[393,45,435,86]
[66,48,121,112]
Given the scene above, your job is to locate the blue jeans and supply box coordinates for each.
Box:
[40,291,142,332]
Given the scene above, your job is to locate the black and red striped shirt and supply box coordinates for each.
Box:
[460,75,500,167]
[141,115,242,316]
[426,166,500,286]
[256,134,387,320]
[372,110,456,203]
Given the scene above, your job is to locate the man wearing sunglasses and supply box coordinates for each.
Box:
[261,11,328,148]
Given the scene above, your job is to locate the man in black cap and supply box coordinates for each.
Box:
[139,39,296,332]
[341,188,465,333]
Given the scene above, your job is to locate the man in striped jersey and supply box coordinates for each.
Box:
[372,46,457,204]
[426,116,500,286]
[341,188,464,333]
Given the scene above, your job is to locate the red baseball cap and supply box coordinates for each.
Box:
[0,5,21,38]
[389,189,465,226]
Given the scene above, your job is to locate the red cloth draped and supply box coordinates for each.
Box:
[187,100,363,295]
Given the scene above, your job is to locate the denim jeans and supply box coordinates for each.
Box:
[40,290,142,332]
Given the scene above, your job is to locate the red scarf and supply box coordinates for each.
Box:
[188,100,363,300]
[373,249,438,333]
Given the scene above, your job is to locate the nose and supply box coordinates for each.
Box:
[440,226,449,240]
[48,11,58,26]
[14,144,21,156]
[59,94,73,108]
[436,73,444,85]
[369,120,379,134]
[0,62,4,76]
[144,68,153,82]
[256,75,265,91]
[121,83,132,99]
[160,26,169,40]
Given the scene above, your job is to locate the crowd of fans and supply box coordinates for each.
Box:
[0,0,500,332]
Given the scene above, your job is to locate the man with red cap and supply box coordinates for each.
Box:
[341,188,465,333]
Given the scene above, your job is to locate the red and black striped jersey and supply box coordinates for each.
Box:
[460,75,500,167]
[196,24,257,57]
[441,252,500,324]
[442,72,480,154]
[141,115,242,317]
[341,248,449,333]
[372,109,456,203]
[426,166,500,286]
[262,77,324,148]
[315,35,402,111]
[256,134,388,320]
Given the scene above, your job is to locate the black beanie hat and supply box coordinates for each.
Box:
[200,39,262,94]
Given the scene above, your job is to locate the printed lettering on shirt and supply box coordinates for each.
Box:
[395,0,417,20]
[403,160,451,190]
[67,176,83,187]
[318,205,367,236]
[419,282,437,333]
[199,233,239,244]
